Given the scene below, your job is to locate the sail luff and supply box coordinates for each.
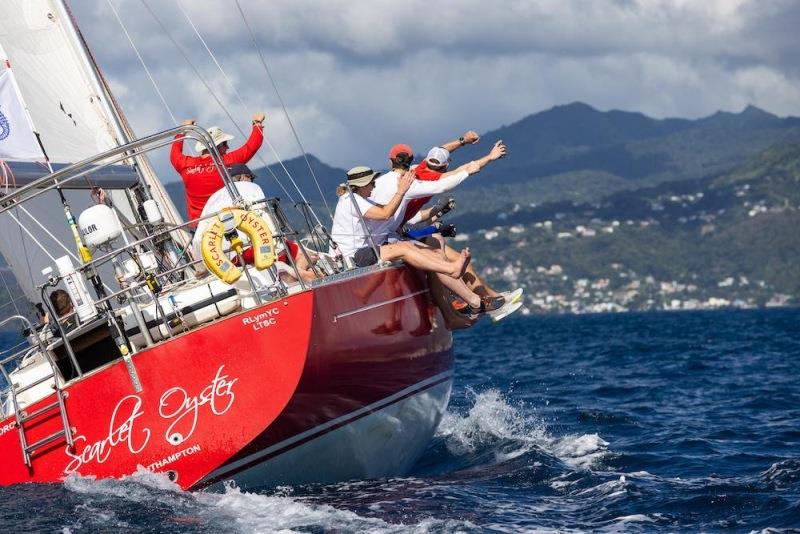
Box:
[59,1,187,239]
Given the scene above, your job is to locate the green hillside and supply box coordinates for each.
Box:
[450,142,800,312]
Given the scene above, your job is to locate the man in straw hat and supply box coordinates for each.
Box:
[331,165,489,313]
[170,113,265,225]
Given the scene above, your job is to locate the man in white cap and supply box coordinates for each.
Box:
[170,113,265,225]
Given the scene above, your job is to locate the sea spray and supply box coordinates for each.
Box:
[437,388,609,469]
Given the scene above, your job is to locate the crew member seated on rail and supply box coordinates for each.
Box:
[368,141,514,317]
[191,164,317,283]
[390,134,524,314]
[170,113,265,225]
[330,166,489,311]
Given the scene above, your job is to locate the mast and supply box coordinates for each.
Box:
[55,0,188,245]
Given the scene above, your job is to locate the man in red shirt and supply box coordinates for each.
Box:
[170,113,265,224]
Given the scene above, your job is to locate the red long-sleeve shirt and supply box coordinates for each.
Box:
[170,125,264,223]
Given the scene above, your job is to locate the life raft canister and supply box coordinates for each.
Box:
[200,208,276,284]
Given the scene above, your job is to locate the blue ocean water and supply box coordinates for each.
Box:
[0,308,798,532]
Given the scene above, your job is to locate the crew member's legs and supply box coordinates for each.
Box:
[435,273,481,308]
[423,236,499,297]
[379,242,471,279]
[443,243,500,297]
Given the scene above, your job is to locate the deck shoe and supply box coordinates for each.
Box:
[500,288,524,304]
[488,300,523,323]
[479,295,505,313]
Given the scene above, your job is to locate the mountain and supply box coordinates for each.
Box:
[449,141,800,312]
[163,103,800,221]
[453,102,800,201]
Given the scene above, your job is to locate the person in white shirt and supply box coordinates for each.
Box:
[191,165,316,282]
[330,166,471,279]
[370,139,513,315]
[408,139,525,314]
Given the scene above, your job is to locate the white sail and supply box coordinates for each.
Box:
[0,1,119,163]
[0,0,185,306]
[0,65,42,161]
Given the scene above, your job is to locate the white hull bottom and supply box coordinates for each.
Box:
[204,373,453,490]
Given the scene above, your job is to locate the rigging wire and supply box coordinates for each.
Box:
[233,0,334,223]
[174,0,319,216]
[105,0,177,125]
[0,264,21,317]
[138,0,297,204]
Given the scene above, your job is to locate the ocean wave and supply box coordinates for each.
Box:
[63,470,479,533]
[436,389,609,471]
[761,459,800,489]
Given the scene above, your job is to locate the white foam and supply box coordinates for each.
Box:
[613,514,654,523]
[438,389,609,470]
[64,471,478,533]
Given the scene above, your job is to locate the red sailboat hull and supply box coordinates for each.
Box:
[0,266,453,490]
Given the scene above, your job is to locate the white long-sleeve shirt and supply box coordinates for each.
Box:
[368,169,470,242]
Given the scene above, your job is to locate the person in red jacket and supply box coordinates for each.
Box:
[170,113,265,224]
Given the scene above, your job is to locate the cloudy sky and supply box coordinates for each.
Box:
[72,0,800,179]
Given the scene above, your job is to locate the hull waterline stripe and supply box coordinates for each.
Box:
[333,289,428,322]
[198,369,453,486]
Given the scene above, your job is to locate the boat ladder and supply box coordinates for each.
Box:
[0,316,75,467]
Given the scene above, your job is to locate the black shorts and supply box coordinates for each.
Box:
[353,246,379,267]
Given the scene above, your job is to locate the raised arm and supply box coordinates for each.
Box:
[170,119,196,172]
[224,113,265,164]
[440,130,480,153]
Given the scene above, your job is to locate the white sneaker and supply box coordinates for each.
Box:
[487,300,523,323]
[500,288,524,304]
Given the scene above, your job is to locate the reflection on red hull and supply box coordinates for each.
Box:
[0,266,453,490]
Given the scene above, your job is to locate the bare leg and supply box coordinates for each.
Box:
[442,242,500,297]
[435,273,481,308]
[379,242,470,279]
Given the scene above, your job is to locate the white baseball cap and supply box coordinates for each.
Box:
[194,126,235,153]
[426,146,451,169]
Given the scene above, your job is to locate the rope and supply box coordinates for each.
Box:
[106,0,177,125]
[233,0,334,223]
[1,161,36,304]
[139,0,297,204]
[0,267,21,317]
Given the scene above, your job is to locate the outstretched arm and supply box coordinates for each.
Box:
[440,130,480,154]
[465,140,506,173]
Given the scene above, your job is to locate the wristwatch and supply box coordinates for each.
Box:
[458,136,466,146]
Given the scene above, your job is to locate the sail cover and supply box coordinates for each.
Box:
[0,0,184,306]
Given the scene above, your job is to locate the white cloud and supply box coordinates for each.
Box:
[68,0,800,181]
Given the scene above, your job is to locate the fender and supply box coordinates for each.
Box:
[200,209,276,284]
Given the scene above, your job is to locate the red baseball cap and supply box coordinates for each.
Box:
[389,143,413,161]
